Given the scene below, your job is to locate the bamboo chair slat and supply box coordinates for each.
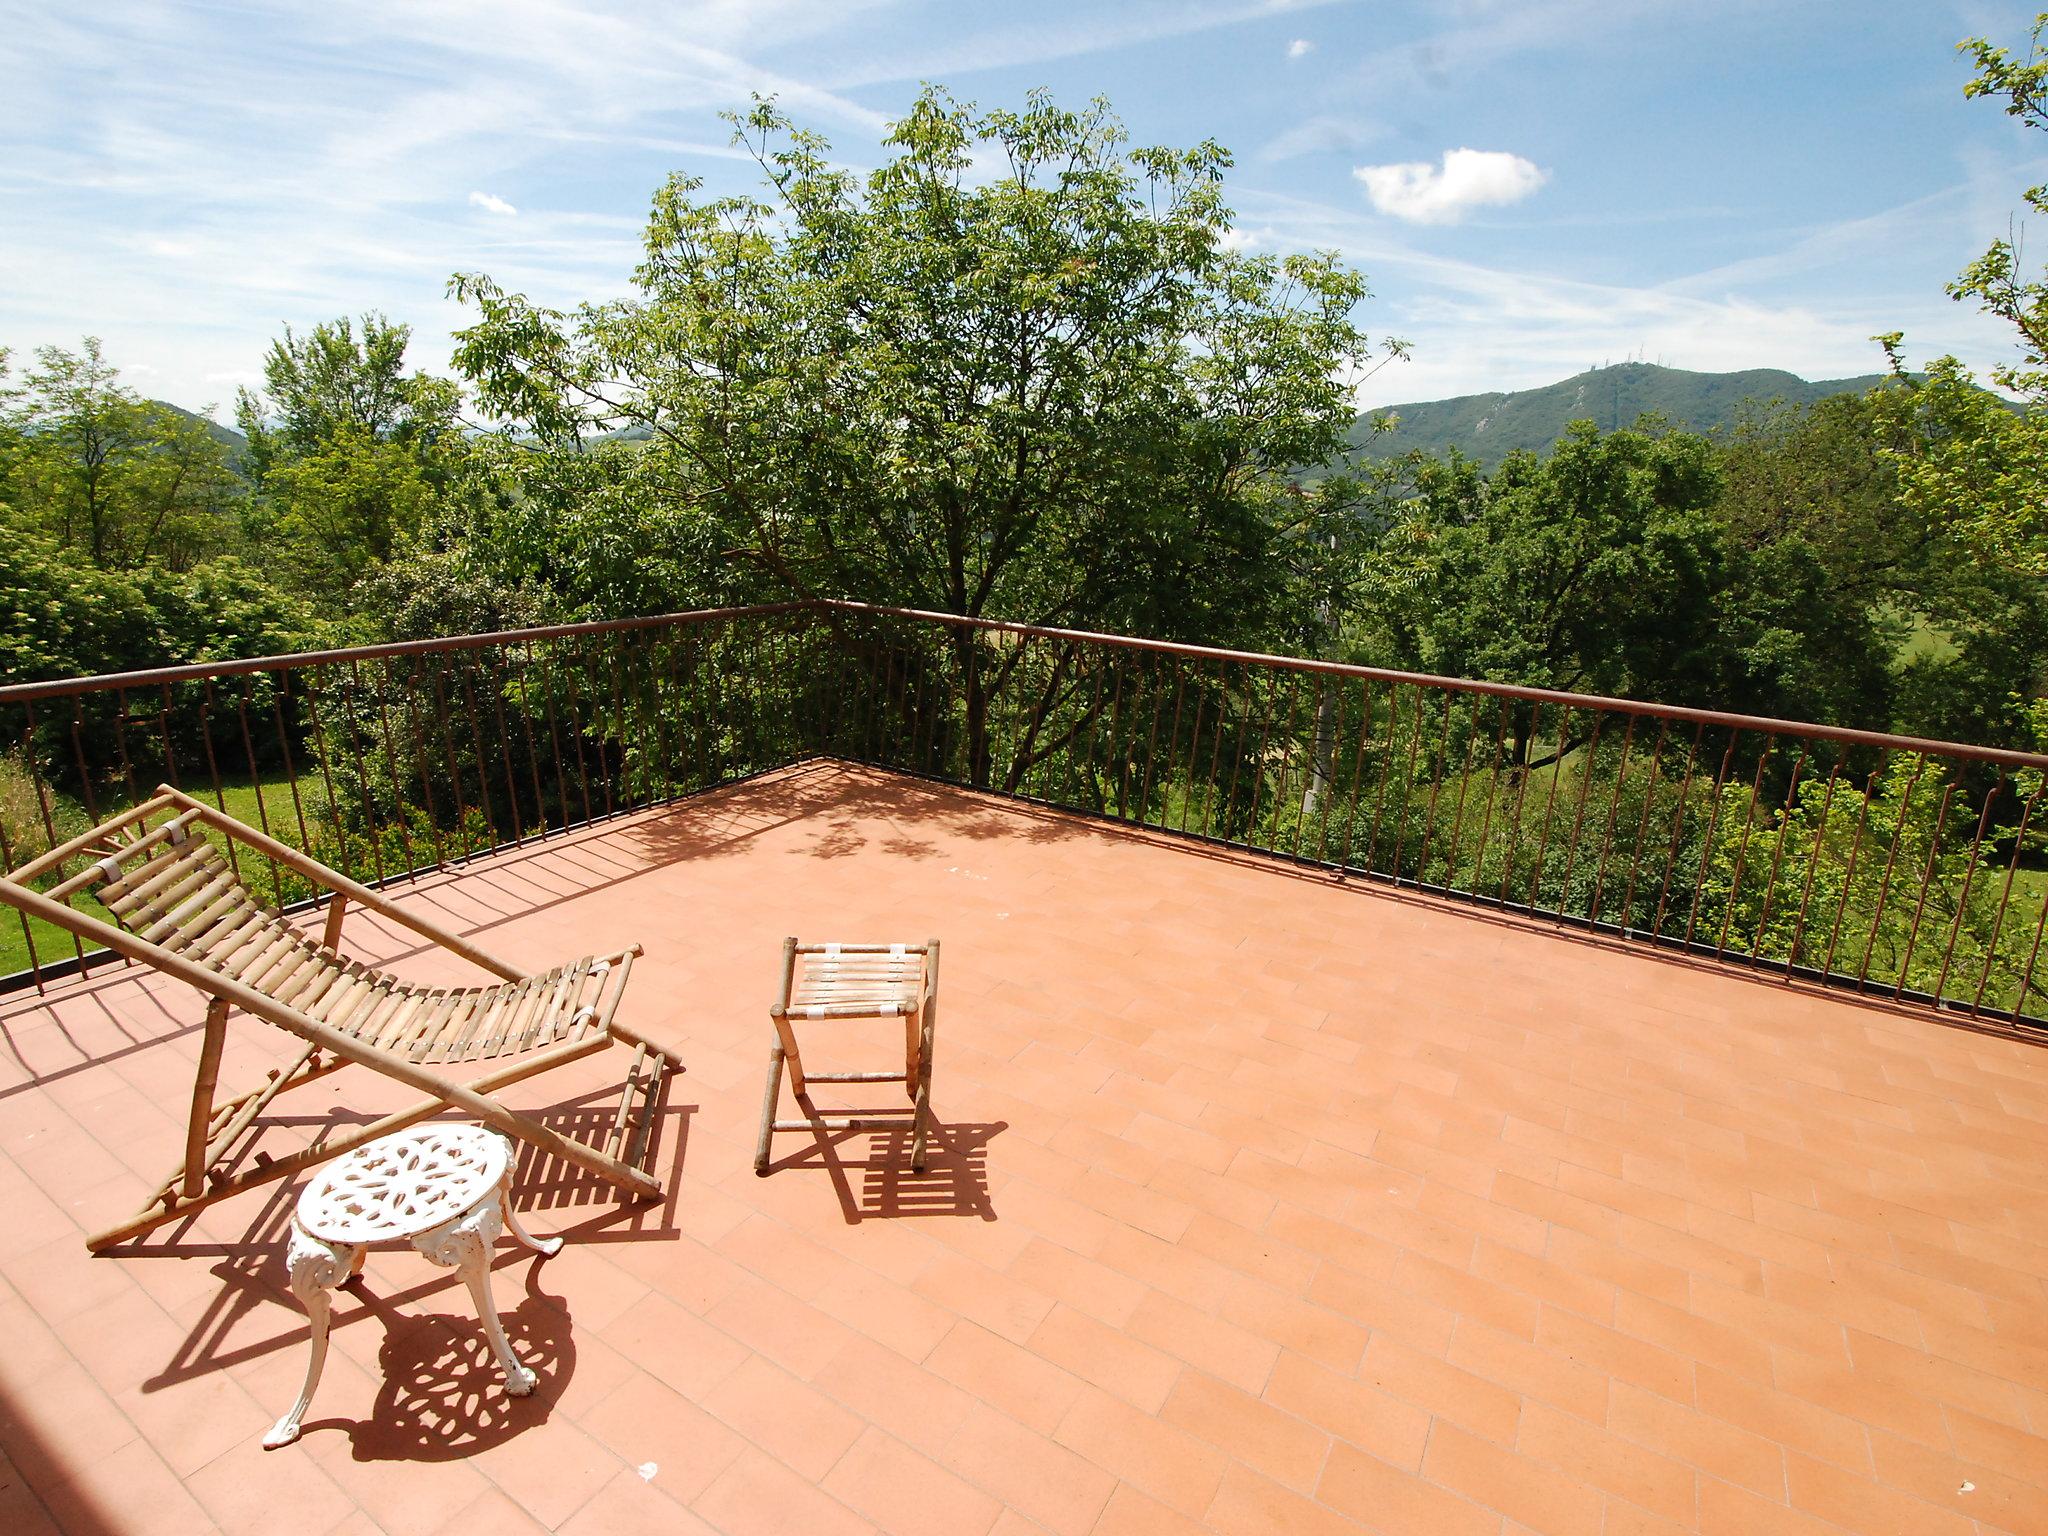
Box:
[0,785,681,1249]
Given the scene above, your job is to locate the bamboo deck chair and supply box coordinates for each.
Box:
[0,785,682,1252]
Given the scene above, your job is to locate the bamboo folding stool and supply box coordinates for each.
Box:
[754,939,940,1175]
[0,786,683,1252]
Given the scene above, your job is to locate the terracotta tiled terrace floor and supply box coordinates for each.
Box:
[2,762,2047,1536]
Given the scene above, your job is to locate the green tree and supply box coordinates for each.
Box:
[237,314,474,587]
[449,88,1396,784]
[1367,421,1732,761]
[1881,13,2048,577]
[1,339,240,569]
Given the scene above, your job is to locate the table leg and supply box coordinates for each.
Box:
[416,1199,538,1396]
[265,1225,358,1448]
[499,1173,563,1257]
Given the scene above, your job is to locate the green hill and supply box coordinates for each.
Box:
[1350,362,1892,466]
[154,401,248,455]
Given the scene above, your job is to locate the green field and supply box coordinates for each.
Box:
[1,771,330,982]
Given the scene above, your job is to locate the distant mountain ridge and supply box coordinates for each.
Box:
[155,401,248,454]
[1349,362,1891,466]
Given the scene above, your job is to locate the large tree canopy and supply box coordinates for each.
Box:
[449,88,1395,643]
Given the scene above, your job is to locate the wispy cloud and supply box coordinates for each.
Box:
[1354,148,1547,225]
[1258,114,1381,163]
[468,191,518,216]
[1288,38,1315,58]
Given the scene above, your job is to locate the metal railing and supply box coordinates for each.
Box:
[5,598,2045,1034]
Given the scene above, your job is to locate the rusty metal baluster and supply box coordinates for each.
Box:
[1466,704,1515,897]
[556,638,593,828]
[1264,673,1302,850]
[1933,778,2001,1005]
[1819,768,1880,981]
[427,664,472,856]
[1148,661,1181,832]
[367,659,419,878]
[1782,764,1840,977]
[196,681,237,880]
[113,688,139,808]
[1294,677,1326,861]
[1617,720,1671,934]
[1747,750,1809,962]
[19,707,80,970]
[1338,679,1374,871]
[483,649,528,841]
[398,659,445,873]
[1497,703,1540,905]
[234,679,286,902]
[1682,732,1741,950]
[303,671,352,880]
[1365,683,1405,876]
[509,645,547,830]
[1142,658,1168,829]
[1855,756,1928,989]
[1525,707,1575,912]
[0,804,40,990]
[456,665,502,849]
[1182,678,1212,835]
[1246,670,1281,847]
[271,675,313,855]
[1971,783,2042,1015]
[534,640,571,833]
[1712,738,1775,956]
[1586,716,1639,929]
[337,665,388,886]
[1108,659,1131,819]
[67,704,99,829]
[1415,692,1457,885]
[1648,725,1704,938]
[1390,688,1430,884]
[1552,714,1608,921]
[1893,781,1959,999]
[156,682,182,793]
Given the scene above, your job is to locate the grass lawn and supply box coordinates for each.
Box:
[1,770,329,982]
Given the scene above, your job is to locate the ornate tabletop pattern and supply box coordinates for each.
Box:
[297,1124,511,1245]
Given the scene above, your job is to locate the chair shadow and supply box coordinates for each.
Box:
[132,1078,693,1397]
[760,1112,1005,1225]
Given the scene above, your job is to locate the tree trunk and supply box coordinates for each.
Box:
[1301,678,1337,819]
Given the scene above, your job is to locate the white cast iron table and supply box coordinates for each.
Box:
[264,1123,561,1448]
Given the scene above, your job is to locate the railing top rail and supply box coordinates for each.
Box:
[0,601,820,705]
[820,600,2048,773]
[4,591,2041,773]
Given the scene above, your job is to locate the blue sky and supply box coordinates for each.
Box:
[3,0,2044,417]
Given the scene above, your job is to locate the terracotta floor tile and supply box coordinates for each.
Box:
[5,765,2048,1536]
[1027,1306,1183,1416]
[1422,1420,1606,1536]
[1316,1440,1502,1536]
[823,1425,1003,1536]
[557,1465,721,1536]
[578,1370,749,1504]
[1258,1352,1427,1476]
[1051,1386,1227,1519]
[701,1351,865,1481]
[942,1404,1116,1536]
[694,1446,877,1536]
[1088,1482,1214,1536]
[1359,1335,1522,1448]
[1202,1461,1367,1536]
[927,1321,1086,1435]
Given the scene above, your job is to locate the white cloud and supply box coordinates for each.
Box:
[1354,148,1548,225]
[468,190,518,217]
[1287,38,1314,58]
